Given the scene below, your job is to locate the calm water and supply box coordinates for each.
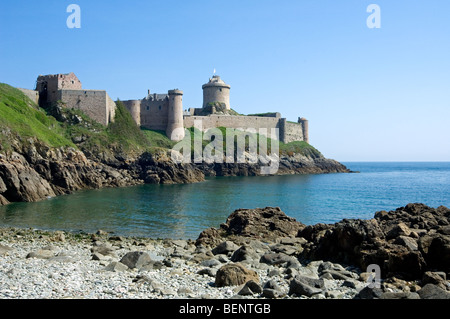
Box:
[0,162,449,239]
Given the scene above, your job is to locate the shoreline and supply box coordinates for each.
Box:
[1,204,449,299]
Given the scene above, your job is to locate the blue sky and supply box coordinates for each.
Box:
[1,0,449,161]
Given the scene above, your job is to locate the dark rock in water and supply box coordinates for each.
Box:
[196,207,305,246]
[215,263,259,287]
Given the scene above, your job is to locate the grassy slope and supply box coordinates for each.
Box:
[0,83,74,151]
[0,84,168,156]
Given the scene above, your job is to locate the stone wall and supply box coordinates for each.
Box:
[36,73,82,106]
[17,88,39,105]
[284,121,305,144]
[183,115,306,143]
[184,115,282,140]
[58,90,115,126]
[140,99,169,131]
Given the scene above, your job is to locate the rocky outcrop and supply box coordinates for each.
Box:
[196,207,305,247]
[299,203,450,280]
[196,154,350,177]
[0,134,205,205]
[197,204,450,287]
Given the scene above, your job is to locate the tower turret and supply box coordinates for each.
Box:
[298,117,309,144]
[202,75,231,110]
[166,89,185,141]
[122,100,141,126]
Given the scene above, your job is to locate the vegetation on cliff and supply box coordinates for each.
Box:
[0,83,322,161]
[0,83,74,151]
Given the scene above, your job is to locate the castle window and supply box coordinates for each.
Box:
[159,106,162,110]
[219,88,222,92]
[147,106,149,111]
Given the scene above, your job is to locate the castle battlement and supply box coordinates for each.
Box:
[123,75,309,144]
[26,73,308,143]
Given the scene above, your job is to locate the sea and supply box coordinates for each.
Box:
[0,162,449,239]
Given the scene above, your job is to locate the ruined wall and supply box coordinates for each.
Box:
[36,73,82,105]
[18,88,39,105]
[284,121,305,143]
[58,90,115,126]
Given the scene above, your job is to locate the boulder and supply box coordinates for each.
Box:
[238,280,263,296]
[353,287,384,299]
[230,245,259,262]
[288,275,325,297]
[222,207,305,240]
[417,284,450,299]
[212,241,239,255]
[26,249,55,259]
[196,207,305,246]
[215,263,259,287]
[119,251,153,269]
[421,271,447,289]
[104,261,129,272]
[260,252,297,267]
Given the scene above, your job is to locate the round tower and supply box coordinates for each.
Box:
[298,117,309,144]
[202,75,231,110]
[166,89,185,141]
[123,100,141,127]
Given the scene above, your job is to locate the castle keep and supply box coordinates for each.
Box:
[123,75,309,144]
[22,73,309,144]
[24,73,116,126]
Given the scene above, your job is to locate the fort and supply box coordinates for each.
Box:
[22,73,309,144]
[121,74,309,144]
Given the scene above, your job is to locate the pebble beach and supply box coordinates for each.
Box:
[0,227,368,299]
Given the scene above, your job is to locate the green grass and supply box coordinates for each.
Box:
[279,140,322,158]
[0,84,174,157]
[141,128,176,149]
[0,83,74,151]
